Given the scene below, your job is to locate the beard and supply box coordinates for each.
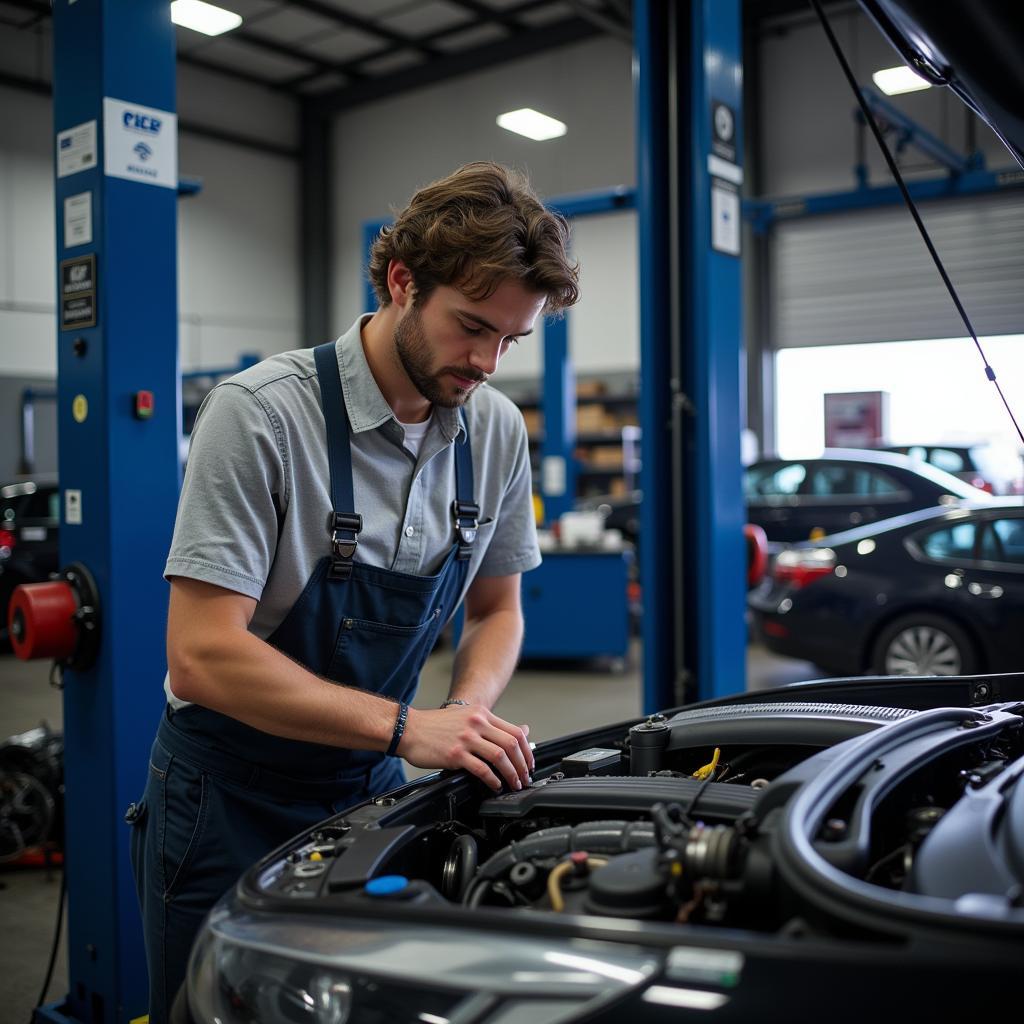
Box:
[393,305,485,408]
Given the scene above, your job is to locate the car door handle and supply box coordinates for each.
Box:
[967,582,1003,599]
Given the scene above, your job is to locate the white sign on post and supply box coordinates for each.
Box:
[65,489,83,526]
[57,120,98,178]
[103,97,177,190]
[64,192,93,247]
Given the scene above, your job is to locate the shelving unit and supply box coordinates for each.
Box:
[504,383,641,500]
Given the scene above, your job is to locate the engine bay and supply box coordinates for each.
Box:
[244,687,1024,943]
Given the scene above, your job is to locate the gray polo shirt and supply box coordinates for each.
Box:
[163,316,540,702]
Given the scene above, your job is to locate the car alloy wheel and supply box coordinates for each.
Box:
[875,613,976,676]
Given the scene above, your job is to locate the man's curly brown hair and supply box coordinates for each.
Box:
[367,162,580,315]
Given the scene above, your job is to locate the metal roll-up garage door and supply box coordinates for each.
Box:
[771,190,1024,348]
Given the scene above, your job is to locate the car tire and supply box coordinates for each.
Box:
[872,613,978,676]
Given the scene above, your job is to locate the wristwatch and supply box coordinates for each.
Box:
[440,698,472,709]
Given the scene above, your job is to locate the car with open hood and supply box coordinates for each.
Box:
[180,673,1024,1022]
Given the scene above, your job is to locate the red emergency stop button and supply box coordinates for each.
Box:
[134,390,154,419]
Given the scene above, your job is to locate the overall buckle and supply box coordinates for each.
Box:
[451,500,480,561]
[328,511,362,580]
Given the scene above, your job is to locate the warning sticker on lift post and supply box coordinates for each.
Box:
[60,254,97,330]
[709,98,742,257]
[56,120,98,178]
[65,490,82,526]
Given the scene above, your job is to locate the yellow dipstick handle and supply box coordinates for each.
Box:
[692,747,721,781]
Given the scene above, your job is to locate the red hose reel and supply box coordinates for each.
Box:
[8,563,101,670]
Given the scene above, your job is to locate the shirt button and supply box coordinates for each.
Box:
[405,526,415,537]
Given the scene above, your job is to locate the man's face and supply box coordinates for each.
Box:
[393,277,547,408]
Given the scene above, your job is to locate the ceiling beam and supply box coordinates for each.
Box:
[177,51,297,92]
[444,0,526,32]
[309,16,603,116]
[285,0,443,59]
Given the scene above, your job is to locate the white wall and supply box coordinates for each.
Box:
[329,35,637,380]
[0,85,56,379]
[0,56,302,381]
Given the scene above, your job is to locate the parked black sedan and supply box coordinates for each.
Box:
[745,449,989,543]
[748,499,1024,676]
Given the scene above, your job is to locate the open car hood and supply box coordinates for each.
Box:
[860,0,1024,168]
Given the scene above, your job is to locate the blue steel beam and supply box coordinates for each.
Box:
[545,186,637,219]
[635,0,747,712]
[744,165,1024,232]
[48,2,180,1021]
[634,0,674,715]
[859,87,975,175]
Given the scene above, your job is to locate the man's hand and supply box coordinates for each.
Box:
[399,705,534,792]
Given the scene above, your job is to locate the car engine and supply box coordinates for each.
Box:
[248,689,1024,938]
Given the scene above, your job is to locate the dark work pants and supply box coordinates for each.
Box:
[127,731,404,1024]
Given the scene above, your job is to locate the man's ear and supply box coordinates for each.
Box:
[387,260,416,309]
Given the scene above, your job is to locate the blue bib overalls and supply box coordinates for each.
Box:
[128,342,477,1021]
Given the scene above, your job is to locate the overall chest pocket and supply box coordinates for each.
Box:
[327,607,445,697]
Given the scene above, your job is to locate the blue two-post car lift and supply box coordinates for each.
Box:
[45,1,180,1021]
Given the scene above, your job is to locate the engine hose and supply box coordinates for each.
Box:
[441,834,479,901]
[548,855,609,912]
[467,819,656,900]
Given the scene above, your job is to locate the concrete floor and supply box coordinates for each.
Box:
[0,642,820,1023]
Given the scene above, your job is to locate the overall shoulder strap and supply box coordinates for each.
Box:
[313,342,361,580]
[452,409,479,561]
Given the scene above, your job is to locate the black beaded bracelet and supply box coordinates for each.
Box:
[386,701,409,757]
[440,698,471,709]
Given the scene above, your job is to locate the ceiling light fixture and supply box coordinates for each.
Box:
[170,0,243,37]
[496,108,567,142]
[871,65,932,96]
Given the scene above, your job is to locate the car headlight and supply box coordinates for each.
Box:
[189,928,465,1024]
[188,902,661,1024]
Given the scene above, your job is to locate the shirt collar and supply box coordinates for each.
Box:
[334,315,466,443]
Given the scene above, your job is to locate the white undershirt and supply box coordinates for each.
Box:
[399,414,432,459]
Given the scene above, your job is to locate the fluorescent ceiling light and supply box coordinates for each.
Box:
[171,0,242,36]
[496,108,567,141]
[872,66,932,96]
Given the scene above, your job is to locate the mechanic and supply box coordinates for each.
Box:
[127,161,580,1022]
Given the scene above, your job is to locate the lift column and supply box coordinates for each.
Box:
[635,0,746,710]
[48,1,179,1020]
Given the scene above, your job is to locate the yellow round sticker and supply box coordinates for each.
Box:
[72,394,88,423]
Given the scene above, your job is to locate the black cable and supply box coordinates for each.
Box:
[681,776,715,827]
[810,0,1024,448]
[32,860,66,1019]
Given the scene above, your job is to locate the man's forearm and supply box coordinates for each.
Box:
[447,607,524,708]
[170,630,399,751]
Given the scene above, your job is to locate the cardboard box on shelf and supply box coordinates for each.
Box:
[576,379,608,399]
[575,405,608,433]
[587,446,625,469]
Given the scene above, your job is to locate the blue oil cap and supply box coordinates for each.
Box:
[365,875,409,897]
